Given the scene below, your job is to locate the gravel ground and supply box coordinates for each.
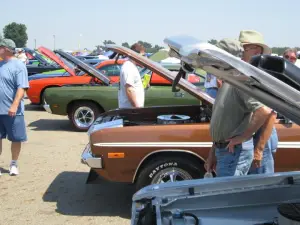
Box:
[0,99,134,225]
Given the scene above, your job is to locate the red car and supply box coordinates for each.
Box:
[27,47,202,104]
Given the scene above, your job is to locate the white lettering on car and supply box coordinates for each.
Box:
[149,162,178,178]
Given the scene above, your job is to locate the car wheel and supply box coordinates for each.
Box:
[69,102,101,131]
[135,156,205,191]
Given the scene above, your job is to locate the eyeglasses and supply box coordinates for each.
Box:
[243,45,260,52]
[284,55,297,62]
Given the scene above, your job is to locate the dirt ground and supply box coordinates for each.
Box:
[0,99,134,225]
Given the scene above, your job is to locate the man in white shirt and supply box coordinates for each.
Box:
[118,43,145,108]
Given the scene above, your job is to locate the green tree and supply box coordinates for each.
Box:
[122,42,130,48]
[103,40,115,45]
[208,39,218,45]
[3,22,28,47]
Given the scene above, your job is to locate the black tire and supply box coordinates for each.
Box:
[68,101,101,131]
[135,156,205,191]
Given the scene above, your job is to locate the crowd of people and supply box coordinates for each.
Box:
[204,30,285,177]
[0,31,296,179]
[119,30,291,179]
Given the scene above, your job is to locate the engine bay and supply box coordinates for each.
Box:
[93,104,212,127]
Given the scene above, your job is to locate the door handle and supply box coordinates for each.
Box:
[174,92,184,98]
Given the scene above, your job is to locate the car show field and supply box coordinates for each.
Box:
[0,99,132,225]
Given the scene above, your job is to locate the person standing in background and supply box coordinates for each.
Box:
[0,39,29,176]
[238,30,278,175]
[16,49,28,64]
[118,43,145,108]
[204,73,222,98]
[283,48,297,64]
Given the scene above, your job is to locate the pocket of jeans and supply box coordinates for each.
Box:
[215,148,229,157]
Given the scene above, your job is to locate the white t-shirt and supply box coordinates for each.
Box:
[118,61,145,108]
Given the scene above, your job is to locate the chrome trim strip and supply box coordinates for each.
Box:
[93,141,300,149]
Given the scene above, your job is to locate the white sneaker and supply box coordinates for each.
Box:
[9,163,19,176]
[0,169,2,176]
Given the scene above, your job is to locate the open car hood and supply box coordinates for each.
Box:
[38,47,76,76]
[106,44,214,105]
[23,47,55,66]
[133,171,300,202]
[162,35,300,124]
[55,50,111,85]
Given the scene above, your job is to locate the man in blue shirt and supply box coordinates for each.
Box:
[0,38,29,176]
[204,73,222,98]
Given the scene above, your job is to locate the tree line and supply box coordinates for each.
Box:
[0,22,298,56]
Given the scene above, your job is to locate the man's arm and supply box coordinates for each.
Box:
[253,111,277,158]
[227,106,271,152]
[204,144,216,172]
[240,106,272,140]
[125,84,139,107]
[9,65,29,116]
[12,88,26,106]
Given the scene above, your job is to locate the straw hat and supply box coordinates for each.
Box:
[239,30,271,54]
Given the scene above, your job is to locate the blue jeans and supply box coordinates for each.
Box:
[205,88,218,98]
[215,138,254,177]
[248,127,278,174]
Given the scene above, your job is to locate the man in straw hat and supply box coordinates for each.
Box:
[239,30,278,175]
[0,38,29,176]
[204,38,272,177]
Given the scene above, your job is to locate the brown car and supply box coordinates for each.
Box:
[78,38,300,190]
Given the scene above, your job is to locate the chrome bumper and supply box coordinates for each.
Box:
[43,104,52,113]
[81,143,103,168]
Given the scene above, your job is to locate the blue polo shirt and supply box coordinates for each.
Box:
[0,58,29,115]
[204,73,218,89]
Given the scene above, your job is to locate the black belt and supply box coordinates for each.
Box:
[214,141,229,149]
[207,87,218,90]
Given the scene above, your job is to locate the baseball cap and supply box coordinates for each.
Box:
[216,38,243,58]
[0,38,16,51]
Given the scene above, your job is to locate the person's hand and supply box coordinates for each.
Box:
[204,153,216,173]
[251,149,263,169]
[8,104,18,117]
[226,135,246,153]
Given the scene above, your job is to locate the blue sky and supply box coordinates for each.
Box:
[1,0,297,50]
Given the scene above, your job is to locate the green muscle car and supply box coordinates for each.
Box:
[43,50,205,131]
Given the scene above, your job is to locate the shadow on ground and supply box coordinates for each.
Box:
[28,119,76,132]
[43,171,135,219]
[25,104,45,111]
[0,167,10,174]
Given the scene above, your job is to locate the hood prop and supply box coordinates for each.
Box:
[172,63,195,92]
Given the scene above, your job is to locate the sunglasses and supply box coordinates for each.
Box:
[284,55,296,62]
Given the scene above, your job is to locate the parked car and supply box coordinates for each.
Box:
[27,47,123,104]
[43,51,204,131]
[28,59,105,81]
[23,47,62,75]
[81,39,300,191]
